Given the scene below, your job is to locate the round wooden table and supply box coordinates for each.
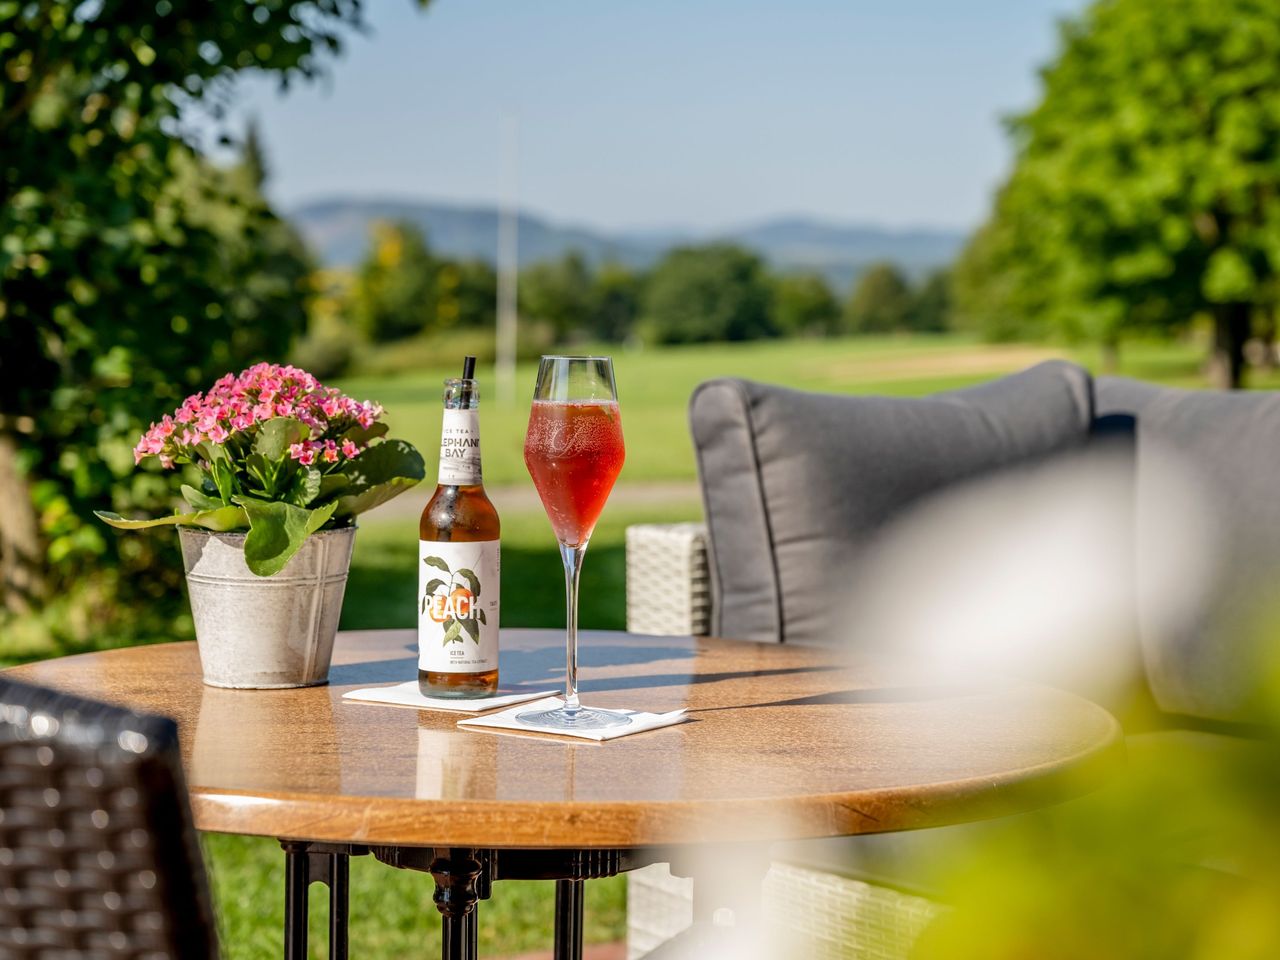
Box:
[9,628,1123,960]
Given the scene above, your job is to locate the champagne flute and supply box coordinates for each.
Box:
[517,356,630,730]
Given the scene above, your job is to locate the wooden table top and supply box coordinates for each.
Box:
[7,629,1123,850]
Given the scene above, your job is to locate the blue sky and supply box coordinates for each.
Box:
[228,0,1087,232]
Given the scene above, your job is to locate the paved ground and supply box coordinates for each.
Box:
[376,481,702,519]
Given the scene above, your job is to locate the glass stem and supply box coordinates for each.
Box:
[560,541,587,715]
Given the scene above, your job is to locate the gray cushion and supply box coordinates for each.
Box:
[689,361,1095,645]
[1097,377,1280,723]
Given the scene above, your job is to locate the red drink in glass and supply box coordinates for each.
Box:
[523,399,625,546]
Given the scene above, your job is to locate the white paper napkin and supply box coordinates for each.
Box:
[342,682,556,713]
[457,696,687,741]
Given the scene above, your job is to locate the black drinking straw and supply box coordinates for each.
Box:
[460,355,476,405]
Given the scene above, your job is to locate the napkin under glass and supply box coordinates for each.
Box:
[456,696,687,741]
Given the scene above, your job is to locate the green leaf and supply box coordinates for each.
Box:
[477,608,487,625]
[245,452,273,494]
[212,459,234,503]
[332,439,425,519]
[423,555,450,573]
[456,567,481,597]
[342,421,389,446]
[460,617,480,645]
[95,506,247,532]
[235,497,338,577]
[316,474,350,501]
[442,619,462,646]
[181,484,225,510]
[288,466,322,507]
[424,578,446,595]
[253,417,311,460]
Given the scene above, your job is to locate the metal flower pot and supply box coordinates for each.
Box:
[178,526,356,689]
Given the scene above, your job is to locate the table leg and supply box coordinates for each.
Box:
[280,841,363,960]
[429,849,485,960]
[283,844,310,960]
[329,850,350,960]
[553,878,584,960]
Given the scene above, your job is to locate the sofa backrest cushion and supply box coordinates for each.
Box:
[1097,376,1280,724]
[690,360,1095,646]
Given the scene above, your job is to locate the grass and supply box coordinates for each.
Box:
[12,332,1274,957]
[337,332,1273,488]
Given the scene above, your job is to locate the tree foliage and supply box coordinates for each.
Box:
[0,0,425,649]
[519,251,593,344]
[957,0,1280,386]
[352,220,440,342]
[773,272,840,337]
[642,244,776,344]
[590,263,643,342]
[844,262,913,333]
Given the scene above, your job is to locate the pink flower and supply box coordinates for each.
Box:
[341,439,360,459]
[322,440,339,464]
[320,396,343,418]
[205,423,229,444]
[289,441,318,467]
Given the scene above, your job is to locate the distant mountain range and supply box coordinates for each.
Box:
[290,197,967,291]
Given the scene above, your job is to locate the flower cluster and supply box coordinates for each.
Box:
[133,363,384,469]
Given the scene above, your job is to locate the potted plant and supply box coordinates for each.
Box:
[97,362,424,688]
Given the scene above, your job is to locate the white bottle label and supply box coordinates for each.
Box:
[418,539,500,673]
[438,409,482,485]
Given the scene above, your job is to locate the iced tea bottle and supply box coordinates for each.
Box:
[418,357,500,696]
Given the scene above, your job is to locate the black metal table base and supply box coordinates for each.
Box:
[280,841,367,960]
[280,841,663,960]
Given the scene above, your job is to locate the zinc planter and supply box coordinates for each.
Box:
[178,526,356,689]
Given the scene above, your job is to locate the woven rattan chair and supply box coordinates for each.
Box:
[624,524,941,960]
[0,676,218,959]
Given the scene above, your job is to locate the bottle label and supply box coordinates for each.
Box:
[418,539,500,673]
[438,409,482,485]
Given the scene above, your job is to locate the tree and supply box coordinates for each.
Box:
[965,0,1280,388]
[0,2,427,645]
[844,262,913,334]
[590,263,643,342]
[642,244,776,344]
[520,252,593,343]
[443,259,498,330]
[351,220,440,342]
[773,272,840,337]
[907,269,953,333]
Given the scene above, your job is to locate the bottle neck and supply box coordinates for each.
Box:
[437,404,483,487]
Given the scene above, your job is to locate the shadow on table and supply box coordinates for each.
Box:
[329,642,835,695]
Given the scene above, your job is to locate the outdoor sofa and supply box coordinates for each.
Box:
[625,361,1280,958]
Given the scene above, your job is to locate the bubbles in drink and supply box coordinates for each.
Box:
[524,400,625,546]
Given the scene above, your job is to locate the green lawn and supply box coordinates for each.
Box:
[336,332,1262,488]
[11,332,1272,957]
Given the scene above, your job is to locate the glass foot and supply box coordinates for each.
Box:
[515,705,633,731]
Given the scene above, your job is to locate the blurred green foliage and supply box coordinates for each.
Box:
[844,261,914,334]
[773,271,841,337]
[0,0,427,651]
[641,243,778,344]
[519,250,594,344]
[352,219,441,342]
[954,0,1280,387]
